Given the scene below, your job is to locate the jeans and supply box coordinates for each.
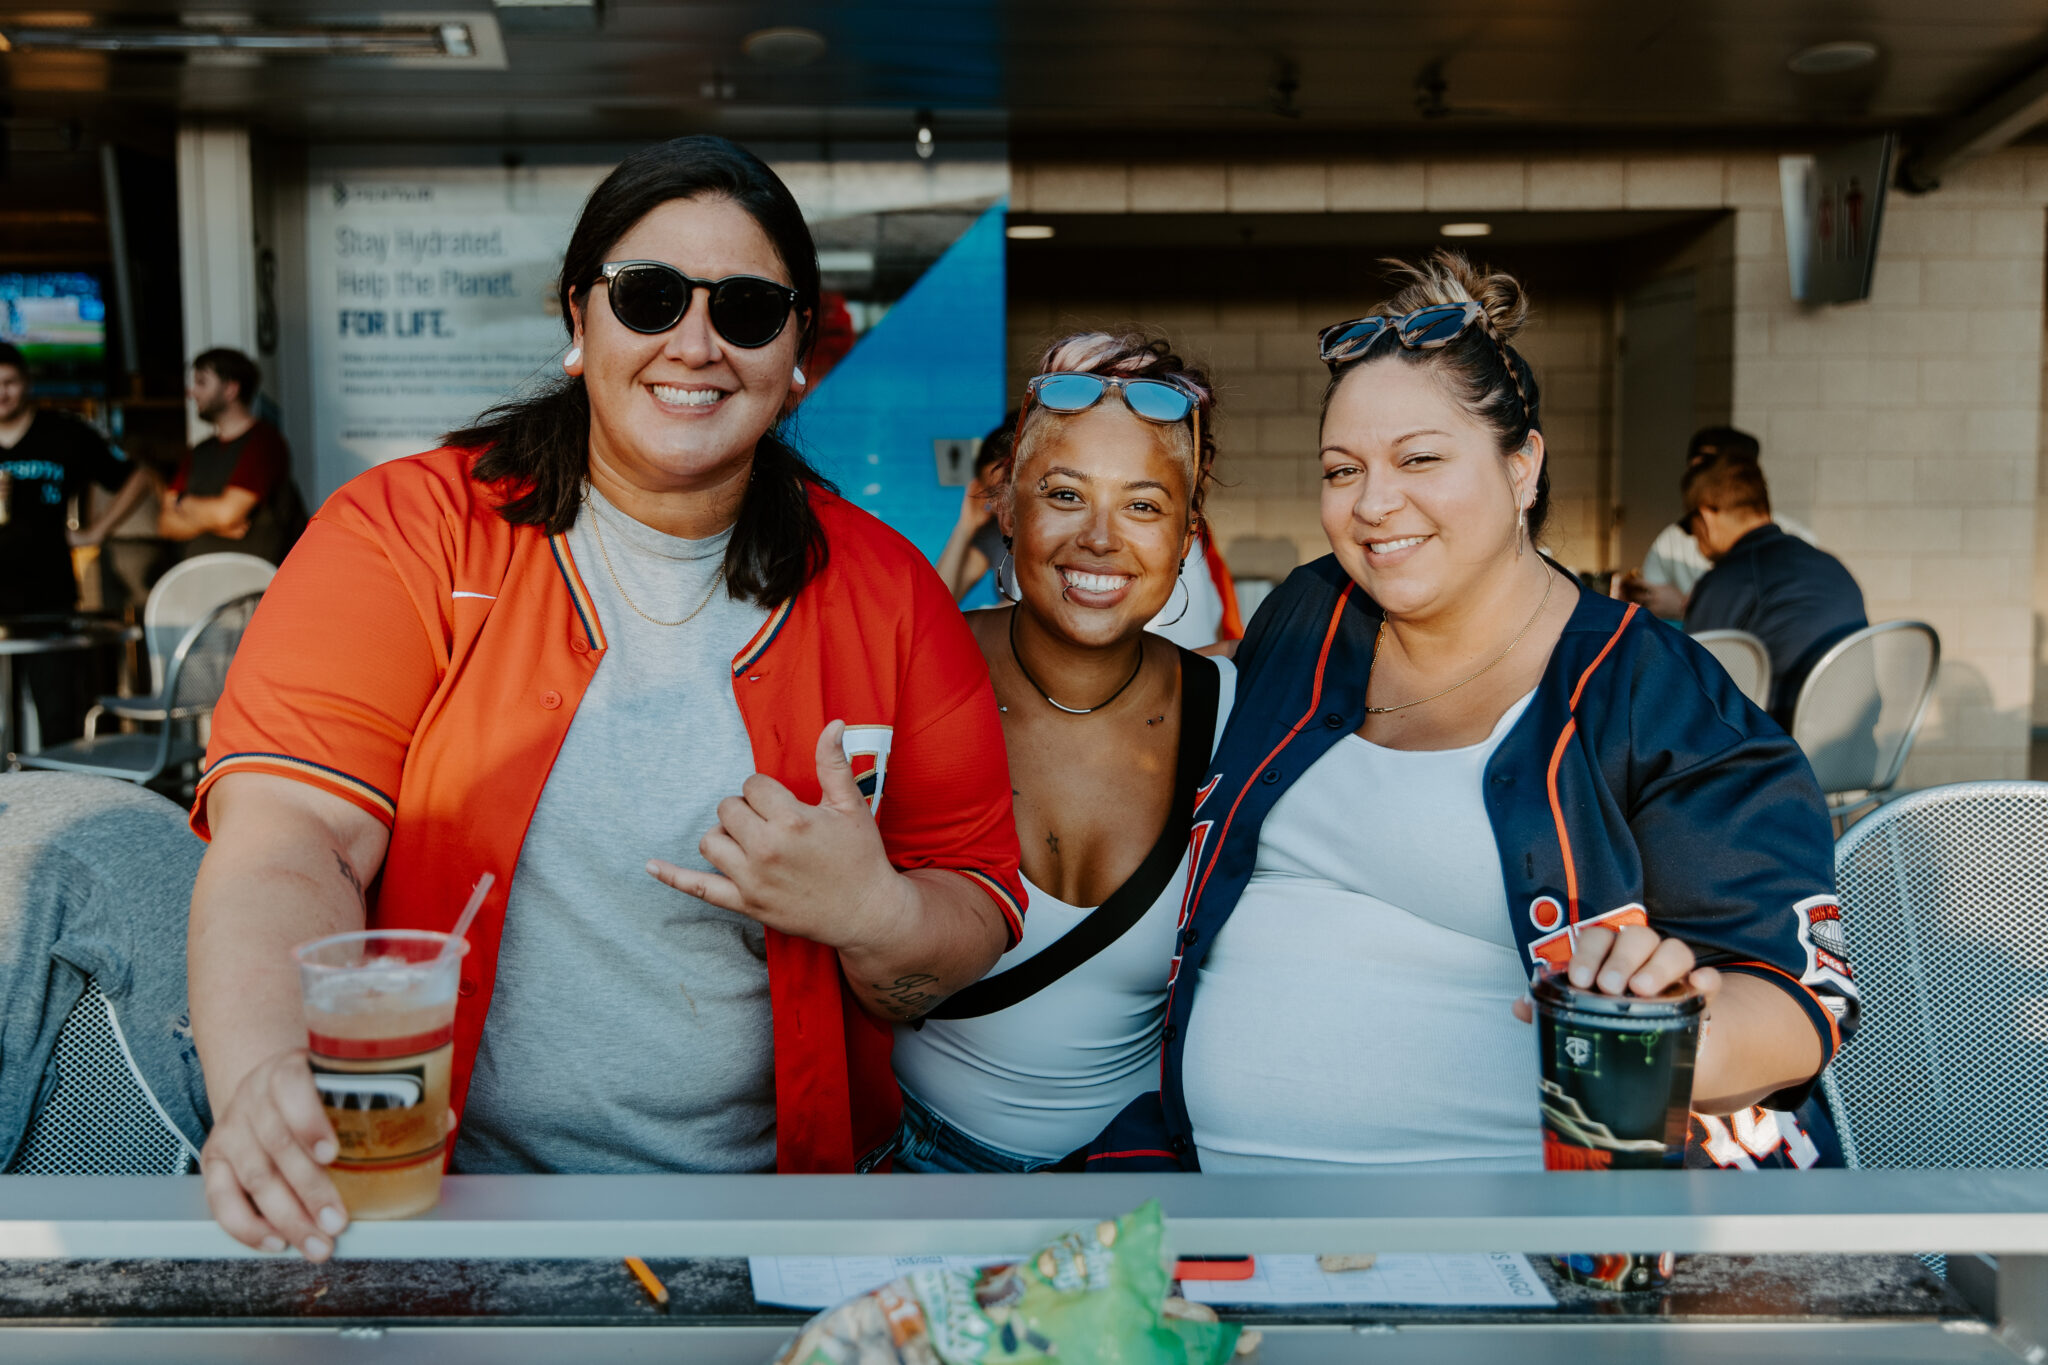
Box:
[893,1087,1053,1173]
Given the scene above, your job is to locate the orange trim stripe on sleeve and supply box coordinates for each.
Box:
[955,869,1026,946]
[1548,603,1640,928]
[1718,959,1844,1055]
[199,753,398,822]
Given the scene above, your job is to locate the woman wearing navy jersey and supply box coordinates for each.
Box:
[892,333,1235,1172]
[1088,253,1858,1174]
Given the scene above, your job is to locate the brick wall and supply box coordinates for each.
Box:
[1014,149,2047,785]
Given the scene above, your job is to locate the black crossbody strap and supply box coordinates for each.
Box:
[930,649,1221,1021]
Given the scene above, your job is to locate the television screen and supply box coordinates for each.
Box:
[0,271,108,395]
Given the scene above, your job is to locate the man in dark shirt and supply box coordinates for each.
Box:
[1684,457,1867,727]
[158,348,304,566]
[0,341,154,743]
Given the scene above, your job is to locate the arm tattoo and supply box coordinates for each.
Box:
[871,972,943,1020]
[332,850,365,906]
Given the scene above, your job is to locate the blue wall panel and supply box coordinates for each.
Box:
[795,200,1007,563]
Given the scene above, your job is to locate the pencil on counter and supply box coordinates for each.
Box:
[625,1255,670,1312]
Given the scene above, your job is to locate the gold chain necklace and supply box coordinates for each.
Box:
[586,497,727,628]
[1366,569,1554,715]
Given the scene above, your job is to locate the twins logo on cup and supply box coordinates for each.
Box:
[839,725,893,815]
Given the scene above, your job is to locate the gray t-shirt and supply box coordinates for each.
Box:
[453,489,775,1174]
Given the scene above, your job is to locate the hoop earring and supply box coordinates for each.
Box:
[997,547,1018,602]
[1157,567,1191,627]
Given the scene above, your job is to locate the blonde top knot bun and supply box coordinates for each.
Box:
[1379,248,1531,343]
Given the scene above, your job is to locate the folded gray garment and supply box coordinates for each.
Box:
[0,772,210,1169]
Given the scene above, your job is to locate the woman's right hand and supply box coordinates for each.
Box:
[199,1048,348,1260]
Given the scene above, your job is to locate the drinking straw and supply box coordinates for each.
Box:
[438,872,495,964]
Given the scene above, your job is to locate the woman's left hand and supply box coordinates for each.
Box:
[1512,922,1721,1022]
[646,720,909,953]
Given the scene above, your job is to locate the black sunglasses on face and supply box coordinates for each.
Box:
[594,261,800,348]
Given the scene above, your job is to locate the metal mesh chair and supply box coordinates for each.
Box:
[84,552,275,738]
[1821,780,2048,1173]
[1791,621,1939,822]
[6,976,198,1175]
[18,591,263,787]
[1689,629,1772,709]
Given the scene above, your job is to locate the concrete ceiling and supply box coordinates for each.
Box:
[1,1,2046,149]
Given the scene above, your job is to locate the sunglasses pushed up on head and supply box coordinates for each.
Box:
[1316,302,1533,424]
[595,260,800,349]
[1014,372,1202,454]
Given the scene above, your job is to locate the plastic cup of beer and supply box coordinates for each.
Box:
[294,930,467,1220]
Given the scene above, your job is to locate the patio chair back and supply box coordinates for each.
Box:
[1690,629,1772,709]
[164,590,263,725]
[140,553,276,695]
[1821,780,2048,1172]
[1791,621,1939,800]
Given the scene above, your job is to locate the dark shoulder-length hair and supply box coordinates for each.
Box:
[452,135,832,606]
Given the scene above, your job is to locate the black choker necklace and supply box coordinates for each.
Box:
[1008,608,1145,715]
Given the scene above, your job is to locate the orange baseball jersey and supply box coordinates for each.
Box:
[194,446,1025,1174]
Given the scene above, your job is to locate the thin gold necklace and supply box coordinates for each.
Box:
[586,496,727,628]
[1366,569,1554,715]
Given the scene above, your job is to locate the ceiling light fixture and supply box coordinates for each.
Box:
[914,109,935,161]
[1439,222,1492,238]
[1787,40,1880,75]
[742,25,826,68]
[0,16,491,60]
[1006,224,1055,240]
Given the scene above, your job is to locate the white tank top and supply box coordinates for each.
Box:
[892,660,1235,1161]
[1184,689,1544,1174]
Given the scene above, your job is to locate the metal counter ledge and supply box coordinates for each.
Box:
[3,1169,2048,1259]
[1,1171,2042,1364]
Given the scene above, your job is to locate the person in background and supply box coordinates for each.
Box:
[185,136,1022,1261]
[893,333,1235,1172]
[158,348,306,566]
[1615,426,1815,619]
[0,341,152,742]
[1683,456,1866,727]
[1087,251,1855,1175]
[934,414,1017,603]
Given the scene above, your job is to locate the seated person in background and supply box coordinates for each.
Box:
[893,333,1234,1172]
[1088,250,1857,1175]
[0,773,211,1168]
[158,348,305,566]
[1683,456,1867,728]
[934,414,1017,604]
[1616,426,1815,619]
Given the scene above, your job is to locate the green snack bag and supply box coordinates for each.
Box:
[773,1200,1239,1365]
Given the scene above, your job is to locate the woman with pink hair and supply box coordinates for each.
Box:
[891,333,1237,1171]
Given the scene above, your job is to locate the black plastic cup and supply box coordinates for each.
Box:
[1535,968,1703,1292]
